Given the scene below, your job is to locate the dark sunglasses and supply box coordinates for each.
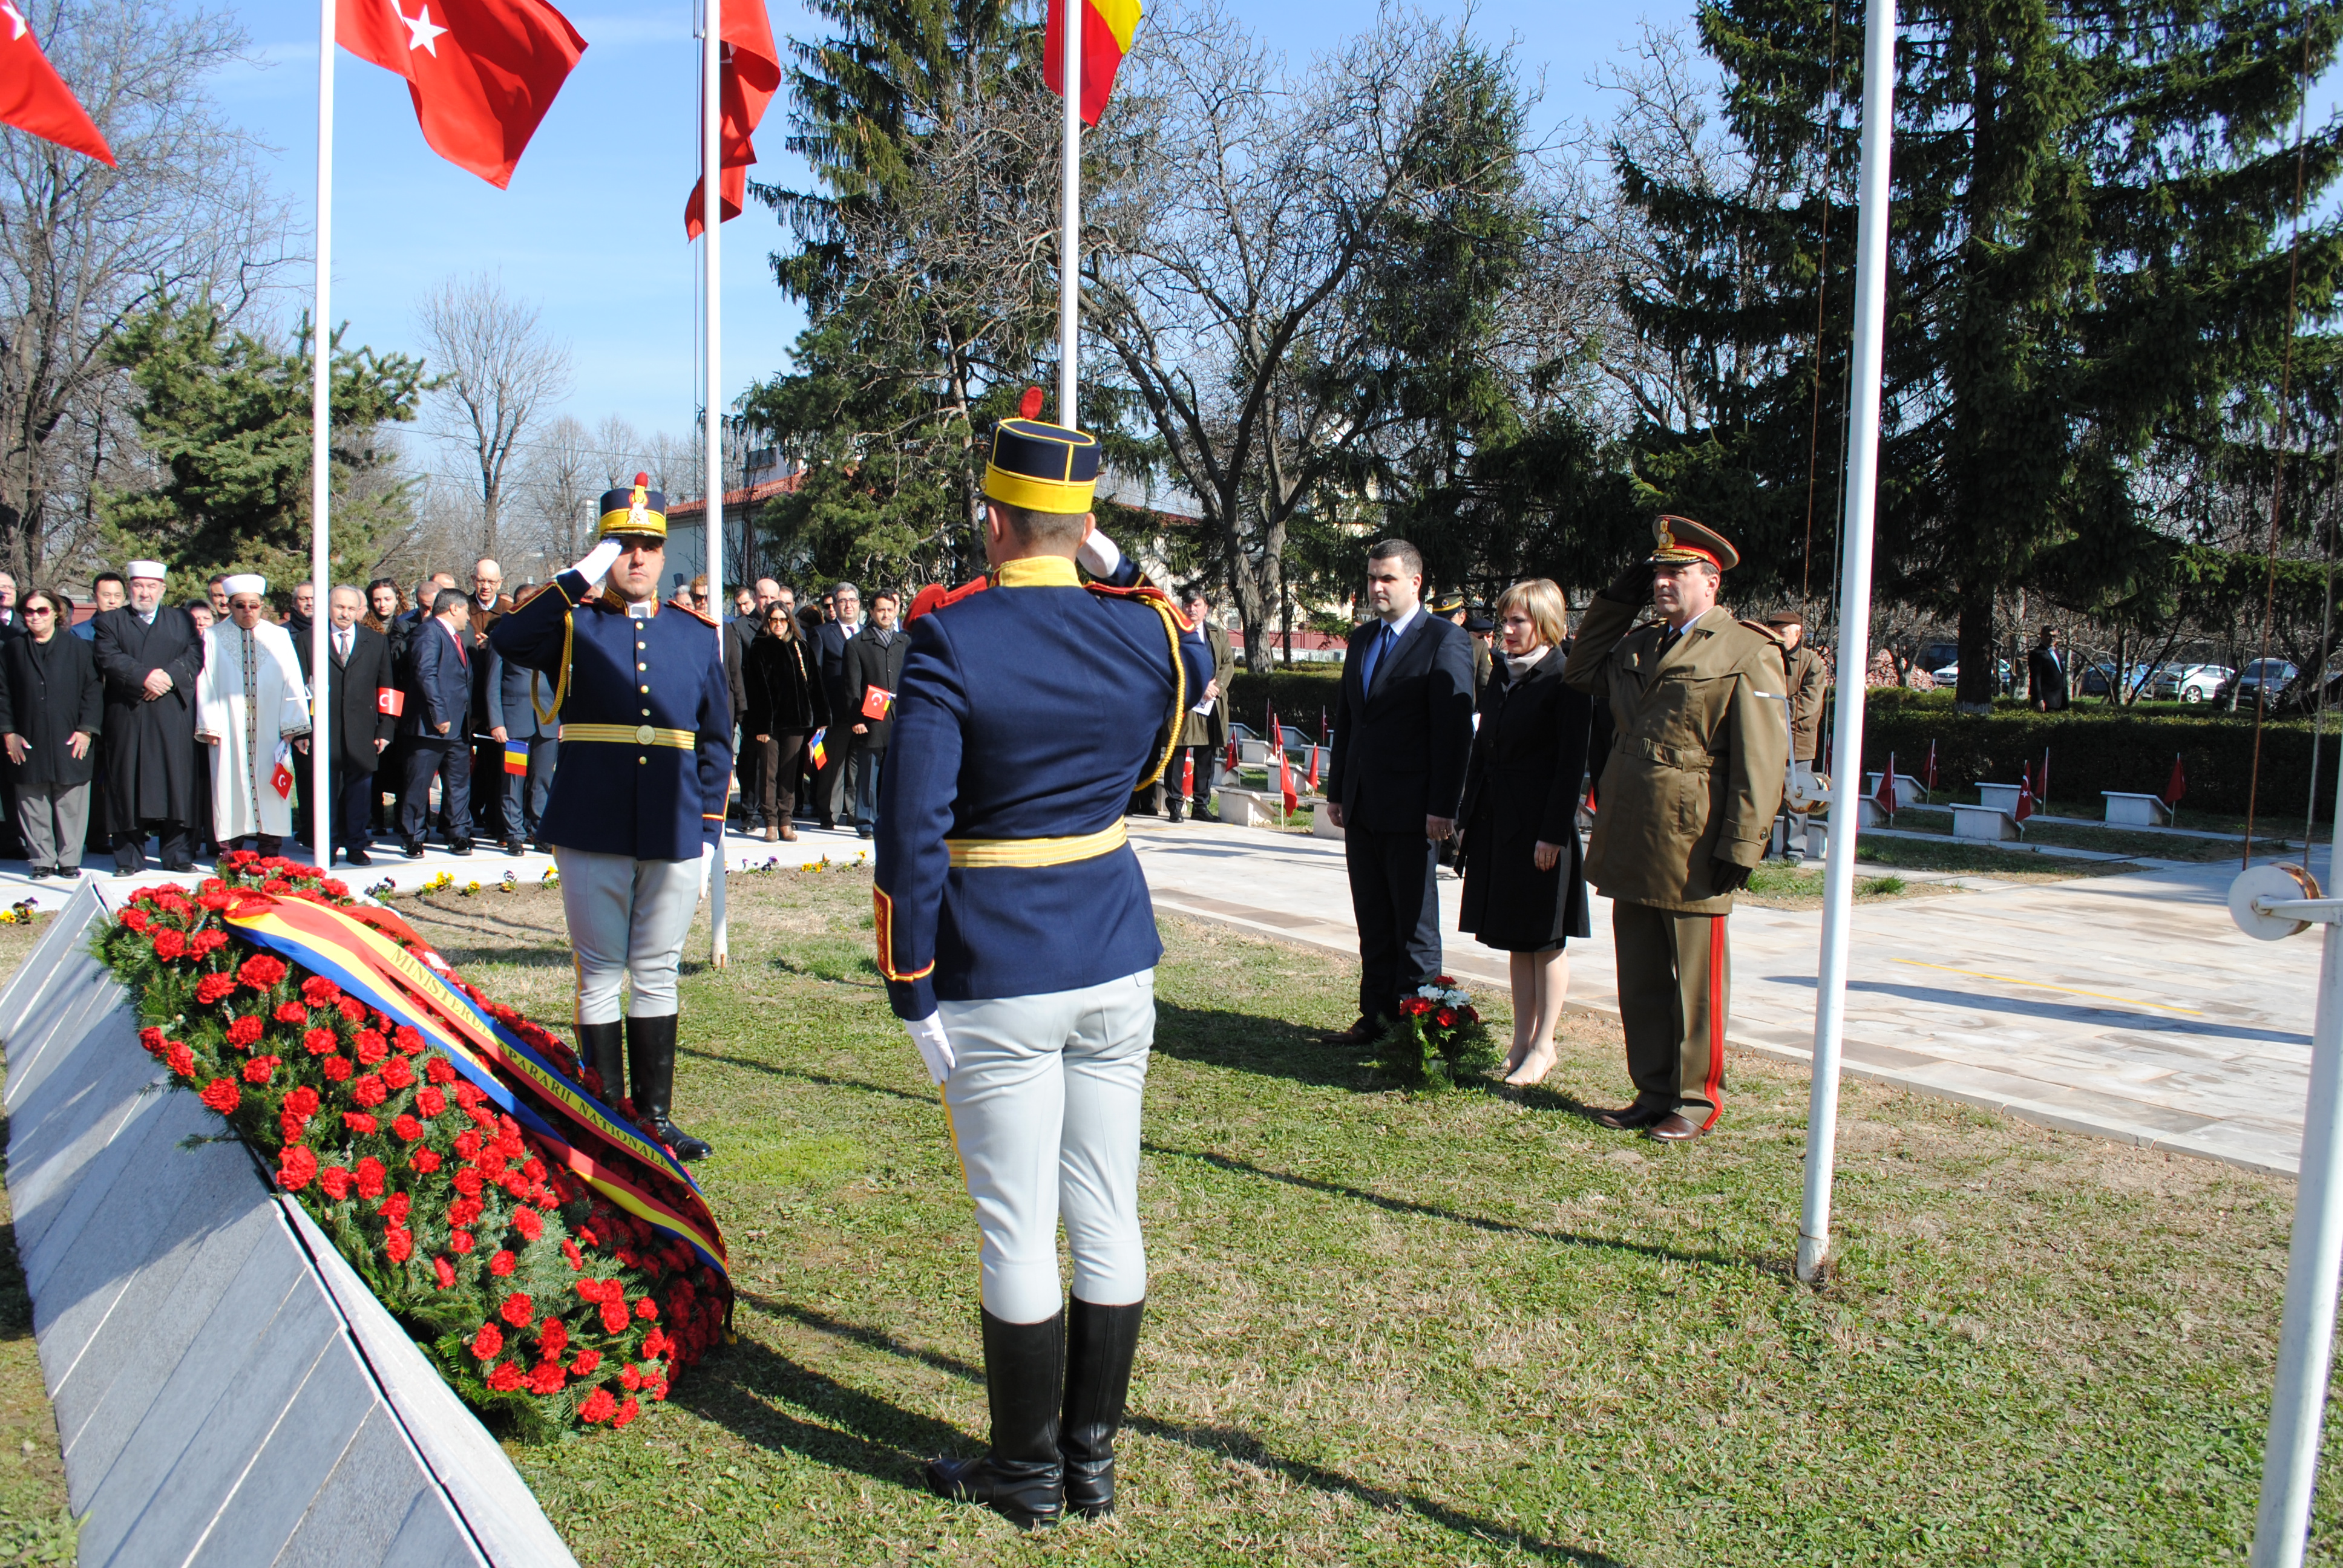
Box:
[22,606,53,616]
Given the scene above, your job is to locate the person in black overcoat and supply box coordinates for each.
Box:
[742,600,828,840]
[844,589,908,839]
[292,586,397,865]
[0,588,102,877]
[364,580,411,837]
[92,564,206,874]
[398,591,475,855]
[1457,579,1593,1087]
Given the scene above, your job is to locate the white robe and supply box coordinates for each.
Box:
[195,619,312,841]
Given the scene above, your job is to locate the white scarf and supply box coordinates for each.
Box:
[1503,644,1550,676]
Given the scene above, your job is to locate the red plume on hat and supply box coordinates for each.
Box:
[1018,386,1046,420]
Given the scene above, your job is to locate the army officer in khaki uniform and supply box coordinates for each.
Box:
[1562,516,1788,1141]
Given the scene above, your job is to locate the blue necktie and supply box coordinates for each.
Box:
[1362,624,1396,693]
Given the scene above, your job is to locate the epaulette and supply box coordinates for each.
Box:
[675,601,719,627]
[907,577,990,622]
[1084,578,1194,631]
[1738,618,1788,648]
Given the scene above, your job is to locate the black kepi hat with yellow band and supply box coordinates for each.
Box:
[598,472,667,541]
[1647,514,1740,571]
[983,417,1101,515]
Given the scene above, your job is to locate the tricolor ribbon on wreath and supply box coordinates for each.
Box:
[220,893,730,1284]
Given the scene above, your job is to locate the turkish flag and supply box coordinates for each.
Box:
[682,0,779,237]
[338,0,586,189]
[2164,753,2187,808]
[0,4,113,165]
[1874,753,1896,819]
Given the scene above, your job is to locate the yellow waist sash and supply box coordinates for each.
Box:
[562,722,694,750]
[945,820,1129,868]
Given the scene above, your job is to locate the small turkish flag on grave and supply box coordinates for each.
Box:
[0,1,112,165]
[337,0,586,188]
[2164,753,2187,808]
[1874,754,1896,819]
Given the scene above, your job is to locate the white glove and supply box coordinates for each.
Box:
[1075,528,1122,579]
[572,537,623,588]
[905,1013,954,1084]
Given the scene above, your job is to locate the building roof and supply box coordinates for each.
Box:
[664,471,804,521]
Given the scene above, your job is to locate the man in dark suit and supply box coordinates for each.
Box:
[1168,589,1231,822]
[1321,540,1476,1044]
[93,560,206,874]
[399,589,475,856]
[844,588,908,840]
[467,558,512,820]
[293,586,395,865]
[482,584,560,854]
[813,582,860,829]
[2027,627,2068,712]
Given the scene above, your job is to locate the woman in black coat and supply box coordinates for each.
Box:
[1457,578,1593,1086]
[0,588,104,878]
[743,600,830,841]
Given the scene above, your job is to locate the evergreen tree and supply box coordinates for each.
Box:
[1621,0,2343,707]
[103,295,424,587]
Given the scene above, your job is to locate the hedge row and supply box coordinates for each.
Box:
[1860,691,2335,818]
[1227,668,1342,734]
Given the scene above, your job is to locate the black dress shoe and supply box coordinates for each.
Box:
[25,866,47,880]
[1645,1112,1710,1142]
[164,860,195,873]
[448,840,473,856]
[1591,1104,1668,1131]
[1320,1016,1381,1046]
[504,839,526,857]
[343,848,372,867]
[402,841,425,859]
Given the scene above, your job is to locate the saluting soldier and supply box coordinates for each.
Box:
[489,474,730,1163]
[877,411,1211,1529]
[1562,516,1788,1142]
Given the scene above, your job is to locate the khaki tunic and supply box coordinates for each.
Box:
[1561,597,1789,913]
[1177,623,1234,748]
[1783,643,1827,762]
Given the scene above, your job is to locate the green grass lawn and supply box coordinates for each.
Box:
[340,873,2329,1566]
[0,912,74,1564]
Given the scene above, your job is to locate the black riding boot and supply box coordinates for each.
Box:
[576,1021,625,1108]
[1061,1297,1144,1518]
[926,1308,1066,1530]
[625,1013,712,1161]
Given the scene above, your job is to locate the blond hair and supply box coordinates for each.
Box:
[1495,578,1568,649]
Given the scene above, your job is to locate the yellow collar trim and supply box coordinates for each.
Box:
[994,557,1081,589]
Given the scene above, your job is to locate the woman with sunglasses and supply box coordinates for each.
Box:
[0,589,102,878]
[743,597,828,840]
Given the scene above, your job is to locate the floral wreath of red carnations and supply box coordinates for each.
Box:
[95,851,728,1440]
[1372,975,1498,1092]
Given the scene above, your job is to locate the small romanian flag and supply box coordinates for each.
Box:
[1045,0,1141,126]
[808,727,828,770]
[505,743,529,776]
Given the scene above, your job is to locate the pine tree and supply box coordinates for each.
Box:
[1622,0,2343,707]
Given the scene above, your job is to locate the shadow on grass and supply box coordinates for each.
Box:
[747,1297,1626,1566]
[1148,998,1392,1094]
[673,1330,950,1491]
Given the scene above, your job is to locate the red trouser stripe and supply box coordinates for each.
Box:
[1701,914,1726,1131]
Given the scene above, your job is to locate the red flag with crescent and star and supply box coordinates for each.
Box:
[683,0,779,237]
[0,0,113,165]
[337,0,586,188]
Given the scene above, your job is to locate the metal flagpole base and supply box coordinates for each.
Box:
[1795,1232,1830,1284]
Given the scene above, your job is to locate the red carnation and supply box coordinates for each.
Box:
[1435,1008,1457,1028]
[354,1030,388,1065]
[119,908,149,932]
[342,1112,377,1135]
[284,1085,320,1118]
[166,1043,195,1077]
[384,1227,413,1263]
[381,1057,415,1091]
[336,996,367,1023]
[321,878,348,898]
[194,974,235,1005]
[410,1149,442,1173]
[448,1197,485,1228]
[513,1209,543,1243]
[611,1396,640,1429]
[189,929,228,957]
[527,1361,566,1395]
[453,1083,485,1111]
[485,1362,525,1393]
[260,855,289,871]
[425,1056,456,1086]
[240,1054,280,1085]
[538,1318,568,1357]
[350,1074,387,1108]
[453,1168,484,1197]
[451,1230,475,1255]
[224,1015,263,1048]
[578,1388,617,1424]
[641,1327,669,1359]
[635,1296,659,1322]
[138,1025,165,1054]
[490,1250,517,1278]
[416,1086,447,1117]
[562,1240,583,1271]
[393,1025,424,1055]
[499,1292,534,1327]
[151,929,186,961]
[380,1192,412,1223]
[321,1166,353,1200]
[599,1299,628,1334]
[434,1256,456,1289]
[355,1157,386,1198]
[321,1056,353,1082]
[198,1078,240,1114]
[392,1115,425,1142]
[273,1002,308,1025]
[569,1348,601,1375]
[618,1364,641,1391]
[471,1323,503,1361]
[302,1028,335,1056]
[277,1146,318,1191]
[237,954,287,991]
[197,888,231,909]
[301,976,341,1007]
[499,1171,529,1200]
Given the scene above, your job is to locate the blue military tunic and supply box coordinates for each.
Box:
[487,570,732,861]
[874,555,1214,1020]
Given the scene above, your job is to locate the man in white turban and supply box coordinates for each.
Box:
[193,575,312,855]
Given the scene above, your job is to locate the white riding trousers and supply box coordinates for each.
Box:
[554,846,701,1024]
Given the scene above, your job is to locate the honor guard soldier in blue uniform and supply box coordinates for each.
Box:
[878,410,1213,1529]
[489,474,730,1162]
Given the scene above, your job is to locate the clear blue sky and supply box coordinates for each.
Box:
[211,0,1672,473]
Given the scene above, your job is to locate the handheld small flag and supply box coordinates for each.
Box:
[376,685,405,717]
[504,742,529,776]
[1874,754,1896,819]
[1181,750,1194,799]
[2164,753,2187,808]
[1044,0,1141,126]
[1306,741,1320,792]
[1224,736,1240,774]
[270,742,295,801]
[808,727,828,771]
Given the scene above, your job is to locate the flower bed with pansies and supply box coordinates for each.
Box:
[94,852,729,1441]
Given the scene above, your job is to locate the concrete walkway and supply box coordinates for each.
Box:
[1127,817,2327,1177]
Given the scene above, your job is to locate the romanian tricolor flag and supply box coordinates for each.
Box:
[1045,0,1141,126]
[808,727,828,771]
[505,742,529,776]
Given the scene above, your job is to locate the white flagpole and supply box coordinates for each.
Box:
[308,0,335,869]
[703,0,728,965]
[1058,0,1081,426]
[1797,0,1897,1283]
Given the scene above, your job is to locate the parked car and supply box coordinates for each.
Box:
[2220,659,2299,707]
[2076,660,2125,697]
[2147,662,2232,703]
[1928,658,2014,694]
